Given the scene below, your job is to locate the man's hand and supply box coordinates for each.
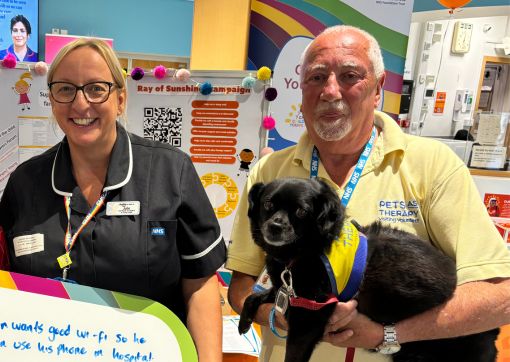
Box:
[323,301,384,349]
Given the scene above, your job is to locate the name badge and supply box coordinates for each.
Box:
[13,233,44,257]
[106,201,140,216]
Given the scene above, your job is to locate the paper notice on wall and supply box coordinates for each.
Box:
[469,145,506,169]
[0,123,18,195]
[476,113,509,146]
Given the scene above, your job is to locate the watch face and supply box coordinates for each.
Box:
[377,344,401,354]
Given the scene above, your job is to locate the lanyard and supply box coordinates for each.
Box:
[57,191,108,279]
[310,126,376,207]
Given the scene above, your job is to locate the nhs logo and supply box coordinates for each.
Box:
[151,227,166,236]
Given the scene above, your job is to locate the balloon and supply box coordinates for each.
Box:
[437,0,471,10]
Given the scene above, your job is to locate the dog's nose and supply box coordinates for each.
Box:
[268,222,284,235]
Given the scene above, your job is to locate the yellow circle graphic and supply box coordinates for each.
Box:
[200,172,239,219]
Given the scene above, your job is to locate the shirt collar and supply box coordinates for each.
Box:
[51,122,133,197]
[293,110,407,174]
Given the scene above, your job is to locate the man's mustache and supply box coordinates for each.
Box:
[315,101,350,114]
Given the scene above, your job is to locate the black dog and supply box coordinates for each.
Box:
[238,177,499,362]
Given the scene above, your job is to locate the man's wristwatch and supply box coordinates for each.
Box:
[375,324,401,354]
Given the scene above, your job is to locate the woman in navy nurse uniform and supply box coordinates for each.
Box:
[0,38,225,362]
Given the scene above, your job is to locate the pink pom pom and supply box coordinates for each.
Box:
[2,53,16,68]
[260,147,274,158]
[34,61,49,76]
[175,68,191,81]
[153,65,167,79]
[262,116,276,130]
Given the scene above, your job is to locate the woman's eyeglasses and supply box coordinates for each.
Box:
[48,81,115,104]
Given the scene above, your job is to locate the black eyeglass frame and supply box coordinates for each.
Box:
[48,81,115,104]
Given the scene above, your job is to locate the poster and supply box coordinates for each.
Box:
[0,67,51,194]
[433,91,446,114]
[484,193,510,244]
[126,72,266,241]
[0,270,198,361]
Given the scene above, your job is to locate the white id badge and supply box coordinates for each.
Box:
[253,266,273,292]
[106,201,140,216]
[13,234,44,257]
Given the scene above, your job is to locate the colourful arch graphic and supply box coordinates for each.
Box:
[249,0,409,120]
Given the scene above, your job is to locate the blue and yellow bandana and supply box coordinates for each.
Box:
[320,221,368,302]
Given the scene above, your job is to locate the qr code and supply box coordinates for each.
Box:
[143,107,182,147]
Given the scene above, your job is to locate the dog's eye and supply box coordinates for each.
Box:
[295,208,307,218]
[263,201,273,210]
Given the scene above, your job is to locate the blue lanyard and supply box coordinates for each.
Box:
[310,126,376,207]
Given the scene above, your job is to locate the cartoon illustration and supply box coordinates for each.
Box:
[487,197,501,217]
[13,72,32,111]
[237,149,255,176]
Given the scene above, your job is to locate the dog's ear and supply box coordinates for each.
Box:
[315,180,344,240]
[247,182,265,218]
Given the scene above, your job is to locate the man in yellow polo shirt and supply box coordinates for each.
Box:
[226,25,510,362]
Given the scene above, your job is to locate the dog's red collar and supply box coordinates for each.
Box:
[289,294,338,310]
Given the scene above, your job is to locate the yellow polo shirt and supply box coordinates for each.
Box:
[226,111,510,362]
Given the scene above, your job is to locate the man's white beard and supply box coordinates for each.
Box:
[313,101,352,141]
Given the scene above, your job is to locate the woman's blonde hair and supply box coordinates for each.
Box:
[47,38,125,91]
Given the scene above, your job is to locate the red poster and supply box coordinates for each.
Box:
[484,194,510,218]
[484,193,510,243]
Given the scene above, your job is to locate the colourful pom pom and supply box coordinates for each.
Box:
[175,68,191,81]
[2,53,16,68]
[199,82,213,95]
[260,146,274,158]
[153,65,167,79]
[121,68,128,79]
[257,66,272,81]
[131,67,144,81]
[265,87,278,101]
[241,75,256,88]
[262,116,276,130]
[34,61,48,76]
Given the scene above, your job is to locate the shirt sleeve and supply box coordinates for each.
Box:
[425,160,510,284]
[176,155,226,278]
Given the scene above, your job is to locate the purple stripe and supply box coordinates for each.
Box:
[258,0,325,35]
[11,272,70,299]
[383,70,404,94]
[251,11,289,49]
[338,234,367,302]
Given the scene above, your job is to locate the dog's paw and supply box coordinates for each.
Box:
[238,317,253,335]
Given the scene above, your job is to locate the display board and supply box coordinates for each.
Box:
[0,270,197,361]
[126,71,267,241]
[0,66,53,195]
[0,66,267,241]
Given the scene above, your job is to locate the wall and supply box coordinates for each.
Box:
[405,14,510,137]
[39,0,193,60]
[190,0,251,70]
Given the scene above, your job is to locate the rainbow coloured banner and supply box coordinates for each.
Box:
[248,0,414,148]
[0,270,197,361]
